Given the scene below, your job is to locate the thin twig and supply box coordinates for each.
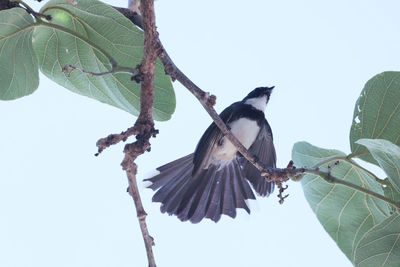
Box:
[122,137,157,267]
[276,161,293,204]
[95,125,159,156]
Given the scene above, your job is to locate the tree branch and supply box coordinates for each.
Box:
[115,1,158,266]
[114,6,400,210]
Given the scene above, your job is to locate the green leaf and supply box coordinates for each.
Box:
[0,8,39,100]
[357,139,400,193]
[350,72,400,165]
[354,213,400,267]
[383,179,400,203]
[292,141,391,263]
[32,0,175,121]
[383,180,400,214]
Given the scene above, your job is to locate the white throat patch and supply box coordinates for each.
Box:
[244,96,267,111]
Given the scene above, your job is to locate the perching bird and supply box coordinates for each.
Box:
[144,87,276,223]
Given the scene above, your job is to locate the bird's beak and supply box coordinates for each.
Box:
[266,86,274,102]
[266,86,274,96]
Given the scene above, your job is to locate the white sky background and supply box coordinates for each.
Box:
[1,0,400,266]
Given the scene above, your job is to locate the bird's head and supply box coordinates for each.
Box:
[242,86,274,111]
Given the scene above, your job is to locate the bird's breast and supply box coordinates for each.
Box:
[212,118,260,162]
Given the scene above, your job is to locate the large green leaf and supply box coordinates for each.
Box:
[357,139,400,193]
[354,213,400,267]
[0,7,39,99]
[383,179,400,214]
[32,0,175,121]
[350,72,400,165]
[292,141,391,263]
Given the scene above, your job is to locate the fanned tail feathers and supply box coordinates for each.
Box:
[144,154,255,223]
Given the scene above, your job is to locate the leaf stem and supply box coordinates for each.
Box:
[313,155,390,186]
[304,168,400,209]
[62,64,138,77]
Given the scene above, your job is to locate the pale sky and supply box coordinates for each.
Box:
[2,1,400,266]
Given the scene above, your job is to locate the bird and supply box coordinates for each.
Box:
[144,86,276,223]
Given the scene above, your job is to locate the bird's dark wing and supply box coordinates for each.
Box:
[192,102,241,175]
[241,119,276,196]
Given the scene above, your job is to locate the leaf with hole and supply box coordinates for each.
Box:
[32,0,175,121]
[292,141,391,263]
[350,72,400,165]
[0,7,39,100]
